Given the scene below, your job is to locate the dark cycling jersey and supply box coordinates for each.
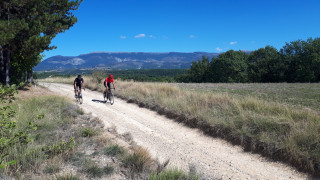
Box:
[74,77,84,87]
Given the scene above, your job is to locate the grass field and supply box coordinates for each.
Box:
[177,83,320,111]
[0,85,199,179]
[39,76,320,176]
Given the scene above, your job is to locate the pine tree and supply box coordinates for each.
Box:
[0,0,82,85]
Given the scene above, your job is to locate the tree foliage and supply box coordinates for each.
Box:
[209,50,248,82]
[0,0,82,85]
[247,46,285,82]
[177,37,320,83]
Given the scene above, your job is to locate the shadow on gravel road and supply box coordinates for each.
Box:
[92,99,106,103]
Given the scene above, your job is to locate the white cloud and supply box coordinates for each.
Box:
[216,47,222,52]
[189,35,195,38]
[134,34,146,38]
[230,41,238,45]
[149,35,155,38]
[120,35,126,39]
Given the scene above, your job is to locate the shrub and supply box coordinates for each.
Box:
[81,128,97,137]
[76,108,84,115]
[56,173,81,180]
[122,146,153,173]
[103,165,114,176]
[85,164,104,178]
[0,85,35,168]
[149,168,199,180]
[104,144,124,156]
[42,137,75,157]
[43,164,61,174]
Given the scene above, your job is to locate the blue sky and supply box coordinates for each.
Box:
[43,0,320,58]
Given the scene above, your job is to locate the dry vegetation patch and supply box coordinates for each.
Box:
[1,85,198,179]
[39,77,320,176]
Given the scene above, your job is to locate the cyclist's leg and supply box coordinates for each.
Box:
[108,83,111,92]
[107,83,111,99]
[75,84,78,97]
[78,84,82,96]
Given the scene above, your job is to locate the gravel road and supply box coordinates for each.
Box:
[40,83,309,180]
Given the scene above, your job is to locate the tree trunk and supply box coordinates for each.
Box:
[0,45,4,84]
[4,46,11,86]
[27,69,34,84]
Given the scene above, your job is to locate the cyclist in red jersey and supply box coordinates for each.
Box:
[104,74,115,97]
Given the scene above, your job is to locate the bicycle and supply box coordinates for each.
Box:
[75,87,83,104]
[104,88,115,105]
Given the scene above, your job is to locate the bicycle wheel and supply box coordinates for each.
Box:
[79,95,83,104]
[102,92,105,102]
[110,92,114,105]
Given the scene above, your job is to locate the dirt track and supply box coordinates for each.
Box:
[40,83,308,180]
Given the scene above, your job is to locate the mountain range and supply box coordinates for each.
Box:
[34,52,220,71]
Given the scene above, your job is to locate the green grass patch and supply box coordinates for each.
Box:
[81,159,114,178]
[56,174,81,180]
[150,168,199,180]
[104,144,125,156]
[84,164,104,178]
[43,163,61,174]
[122,147,153,173]
[80,127,97,137]
[103,165,115,176]
[2,96,79,177]
[76,108,84,115]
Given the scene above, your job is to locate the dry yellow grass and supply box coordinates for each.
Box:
[40,77,320,176]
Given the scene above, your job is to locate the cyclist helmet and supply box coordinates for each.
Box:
[78,74,82,78]
[109,74,113,79]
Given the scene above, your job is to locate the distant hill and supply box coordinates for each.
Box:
[34,52,220,71]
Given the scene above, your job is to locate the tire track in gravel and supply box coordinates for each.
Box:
[40,82,308,180]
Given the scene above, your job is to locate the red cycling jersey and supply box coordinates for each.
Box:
[105,77,114,83]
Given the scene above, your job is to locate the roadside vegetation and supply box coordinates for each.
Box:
[40,76,320,176]
[35,69,186,82]
[0,85,199,179]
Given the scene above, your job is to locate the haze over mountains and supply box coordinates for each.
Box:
[34,52,220,71]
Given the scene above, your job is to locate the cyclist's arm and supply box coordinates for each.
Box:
[112,82,115,89]
[82,82,85,90]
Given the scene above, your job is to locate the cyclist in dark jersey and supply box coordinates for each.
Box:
[74,75,85,97]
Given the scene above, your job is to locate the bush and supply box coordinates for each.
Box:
[42,137,75,157]
[85,164,104,178]
[0,85,35,168]
[56,174,81,180]
[149,168,199,180]
[43,164,61,174]
[103,165,114,176]
[81,128,97,137]
[122,146,153,173]
[104,144,124,156]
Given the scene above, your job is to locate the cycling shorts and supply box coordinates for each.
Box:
[75,83,82,89]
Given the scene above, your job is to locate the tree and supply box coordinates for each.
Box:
[0,0,83,85]
[281,38,320,82]
[188,56,210,82]
[247,46,285,82]
[208,50,248,82]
